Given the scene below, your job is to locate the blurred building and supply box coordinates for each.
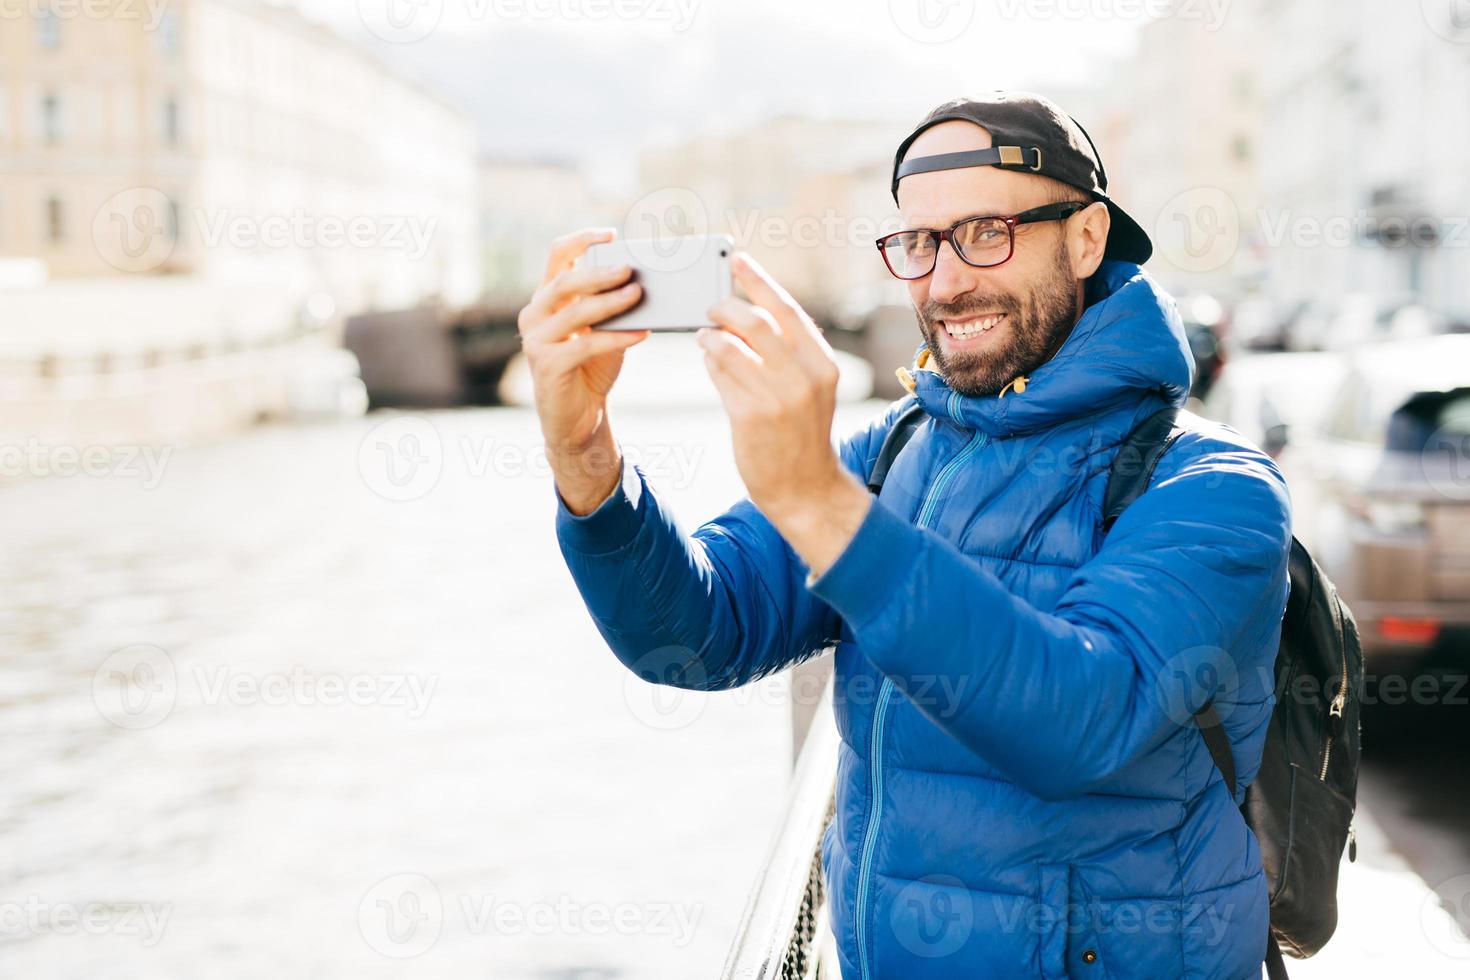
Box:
[479,157,613,311]
[1103,0,1470,323]
[1254,0,1470,319]
[0,0,480,314]
[635,114,910,323]
[0,0,480,448]
[1101,4,1263,301]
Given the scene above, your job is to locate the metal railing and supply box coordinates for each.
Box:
[720,678,838,980]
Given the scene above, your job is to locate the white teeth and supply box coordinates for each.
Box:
[945,313,1005,339]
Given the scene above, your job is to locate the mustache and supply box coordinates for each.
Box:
[920,293,1022,322]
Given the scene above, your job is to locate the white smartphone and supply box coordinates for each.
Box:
[578,234,734,331]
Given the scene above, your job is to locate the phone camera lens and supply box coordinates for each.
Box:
[720,249,728,257]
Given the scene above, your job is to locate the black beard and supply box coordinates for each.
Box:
[916,240,1080,398]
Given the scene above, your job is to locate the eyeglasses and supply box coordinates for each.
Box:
[875,201,1088,280]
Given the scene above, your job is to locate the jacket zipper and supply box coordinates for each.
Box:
[854,423,989,980]
[854,676,895,980]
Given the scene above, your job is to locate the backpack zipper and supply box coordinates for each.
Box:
[853,425,988,980]
[1317,568,1358,863]
[1318,591,1350,781]
[1319,689,1345,780]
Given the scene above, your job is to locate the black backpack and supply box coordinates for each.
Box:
[866,400,1364,980]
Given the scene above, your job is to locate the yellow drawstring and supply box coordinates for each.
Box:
[998,375,1029,398]
[895,346,932,395]
[897,356,1029,399]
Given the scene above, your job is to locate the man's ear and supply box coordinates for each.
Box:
[1068,201,1111,279]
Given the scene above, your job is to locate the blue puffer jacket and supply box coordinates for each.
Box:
[555,261,1292,979]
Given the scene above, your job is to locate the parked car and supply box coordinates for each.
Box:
[1228,296,1302,352]
[1324,292,1420,350]
[1296,335,1470,660]
[1285,292,1425,351]
[1176,293,1227,401]
[1283,297,1338,352]
[1386,304,1451,342]
[1198,350,1345,459]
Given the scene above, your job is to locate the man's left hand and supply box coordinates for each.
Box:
[699,253,872,580]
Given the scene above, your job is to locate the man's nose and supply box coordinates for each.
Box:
[927,240,977,306]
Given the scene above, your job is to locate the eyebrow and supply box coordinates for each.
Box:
[900,210,1006,230]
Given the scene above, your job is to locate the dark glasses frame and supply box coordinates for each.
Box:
[875,201,1089,280]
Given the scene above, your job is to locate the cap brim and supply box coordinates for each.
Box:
[1102,197,1153,265]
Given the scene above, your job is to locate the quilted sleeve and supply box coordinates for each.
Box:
[555,399,912,690]
[805,433,1293,800]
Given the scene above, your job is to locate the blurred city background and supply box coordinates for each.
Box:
[3,0,1469,977]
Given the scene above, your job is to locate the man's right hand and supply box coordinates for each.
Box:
[517,228,649,515]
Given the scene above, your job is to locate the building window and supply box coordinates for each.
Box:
[158,12,182,56]
[42,92,62,144]
[46,195,64,243]
[38,9,60,49]
[163,98,180,147]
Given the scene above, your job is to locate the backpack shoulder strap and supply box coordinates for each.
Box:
[866,399,928,495]
[1101,406,1242,800]
[1100,404,1184,534]
[1195,702,1236,798]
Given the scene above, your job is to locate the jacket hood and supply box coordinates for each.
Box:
[900,260,1194,439]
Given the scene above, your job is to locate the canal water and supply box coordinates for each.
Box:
[0,398,885,979]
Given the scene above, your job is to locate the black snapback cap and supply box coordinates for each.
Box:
[890,92,1152,265]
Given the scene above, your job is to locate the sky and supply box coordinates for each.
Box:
[295,0,1151,187]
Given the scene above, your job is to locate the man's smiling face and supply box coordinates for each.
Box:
[896,120,1110,397]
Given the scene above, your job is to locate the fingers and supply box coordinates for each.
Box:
[728,253,838,379]
[706,296,806,389]
[707,295,777,355]
[541,227,616,285]
[540,327,649,375]
[709,252,840,396]
[731,253,832,356]
[546,282,643,342]
[699,329,766,410]
[731,251,800,320]
[520,264,635,340]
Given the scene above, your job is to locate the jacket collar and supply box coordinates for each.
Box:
[903,261,1193,439]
